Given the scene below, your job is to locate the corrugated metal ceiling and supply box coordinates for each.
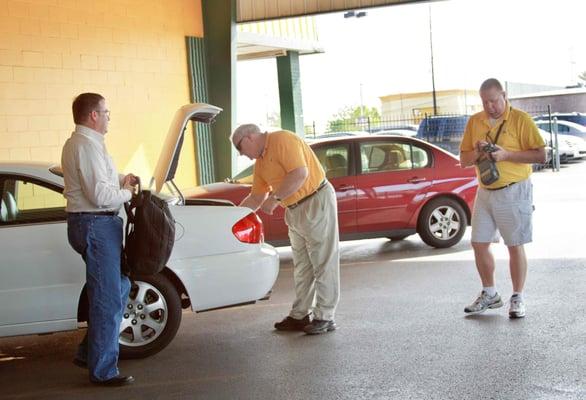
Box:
[237,0,436,23]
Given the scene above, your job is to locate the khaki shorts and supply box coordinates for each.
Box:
[471,179,534,246]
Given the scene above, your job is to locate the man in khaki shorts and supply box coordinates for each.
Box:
[460,78,546,318]
[231,124,340,334]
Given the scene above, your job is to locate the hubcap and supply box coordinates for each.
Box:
[428,205,461,241]
[119,281,168,347]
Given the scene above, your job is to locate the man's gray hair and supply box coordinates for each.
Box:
[230,123,262,142]
[480,78,504,92]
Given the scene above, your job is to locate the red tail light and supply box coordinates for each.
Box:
[232,212,264,243]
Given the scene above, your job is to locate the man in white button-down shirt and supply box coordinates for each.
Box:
[61,93,137,386]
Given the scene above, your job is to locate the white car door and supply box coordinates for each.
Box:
[0,175,84,337]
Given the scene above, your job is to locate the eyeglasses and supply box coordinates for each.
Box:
[95,109,110,117]
[234,135,246,152]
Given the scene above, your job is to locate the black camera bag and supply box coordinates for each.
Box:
[478,158,500,185]
[477,118,506,186]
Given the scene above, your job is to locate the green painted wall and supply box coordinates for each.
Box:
[202,0,237,181]
[186,36,215,185]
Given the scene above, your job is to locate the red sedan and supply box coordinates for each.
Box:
[185,135,478,248]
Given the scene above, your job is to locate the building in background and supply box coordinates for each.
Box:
[379,89,482,122]
[509,87,586,114]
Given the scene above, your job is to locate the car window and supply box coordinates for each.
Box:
[411,145,430,168]
[557,124,569,133]
[313,144,350,179]
[359,141,429,174]
[536,122,548,132]
[360,142,411,174]
[0,177,66,225]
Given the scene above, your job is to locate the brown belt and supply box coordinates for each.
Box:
[485,182,517,191]
[287,180,328,209]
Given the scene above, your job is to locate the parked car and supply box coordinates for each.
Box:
[374,129,417,137]
[416,115,470,155]
[187,135,478,249]
[561,134,586,159]
[370,124,419,133]
[538,128,582,163]
[534,112,586,128]
[307,131,370,140]
[0,104,279,359]
[534,119,586,140]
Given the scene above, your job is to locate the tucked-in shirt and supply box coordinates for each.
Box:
[61,125,131,212]
[251,130,325,207]
[460,104,545,188]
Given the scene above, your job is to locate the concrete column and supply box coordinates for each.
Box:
[277,51,305,137]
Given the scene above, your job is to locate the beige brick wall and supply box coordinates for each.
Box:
[0,0,205,189]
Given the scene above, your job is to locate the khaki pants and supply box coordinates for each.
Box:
[284,182,340,321]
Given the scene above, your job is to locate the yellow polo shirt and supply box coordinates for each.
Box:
[251,130,325,207]
[460,105,545,189]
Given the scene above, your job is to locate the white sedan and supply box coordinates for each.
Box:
[0,104,279,358]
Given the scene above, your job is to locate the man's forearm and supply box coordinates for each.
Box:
[272,167,309,200]
[239,193,267,211]
[460,150,479,167]
[503,148,546,164]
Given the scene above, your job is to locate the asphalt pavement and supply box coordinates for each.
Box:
[1,161,585,400]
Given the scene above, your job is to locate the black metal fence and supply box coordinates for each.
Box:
[304,114,423,137]
[304,105,566,171]
[304,108,556,136]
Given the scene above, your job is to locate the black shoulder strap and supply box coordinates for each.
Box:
[490,106,512,145]
[492,122,505,145]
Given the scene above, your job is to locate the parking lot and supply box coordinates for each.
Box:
[1,161,585,400]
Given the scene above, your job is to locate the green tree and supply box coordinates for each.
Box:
[579,70,586,84]
[326,105,381,133]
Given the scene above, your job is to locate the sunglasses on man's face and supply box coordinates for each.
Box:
[234,136,246,152]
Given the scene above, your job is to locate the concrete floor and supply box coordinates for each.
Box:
[1,161,585,400]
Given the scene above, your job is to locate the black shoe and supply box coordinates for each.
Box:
[91,375,135,387]
[274,315,311,331]
[72,358,87,369]
[303,319,337,335]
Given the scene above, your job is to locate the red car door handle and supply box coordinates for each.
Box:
[336,184,355,191]
[408,177,426,183]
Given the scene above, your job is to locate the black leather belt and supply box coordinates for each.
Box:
[288,180,328,210]
[68,211,118,216]
[485,182,517,191]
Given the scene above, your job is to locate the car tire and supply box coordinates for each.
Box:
[119,273,182,359]
[417,197,467,248]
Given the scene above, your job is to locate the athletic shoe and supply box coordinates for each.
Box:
[464,291,503,315]
[508,295,526,319]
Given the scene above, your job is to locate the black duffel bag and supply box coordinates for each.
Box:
[124,187,175,276]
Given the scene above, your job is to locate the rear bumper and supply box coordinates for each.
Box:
[170,243,279,312]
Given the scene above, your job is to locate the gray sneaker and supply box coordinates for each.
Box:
[508,295,526,319]
[464,291,503,315]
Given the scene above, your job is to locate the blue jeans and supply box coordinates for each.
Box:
[67,214,130,382]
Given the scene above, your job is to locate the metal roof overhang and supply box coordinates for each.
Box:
[237,0,440,23]
[237,31,324,61]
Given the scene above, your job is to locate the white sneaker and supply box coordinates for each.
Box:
[509,295,526,318]
[464,291,503,315]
